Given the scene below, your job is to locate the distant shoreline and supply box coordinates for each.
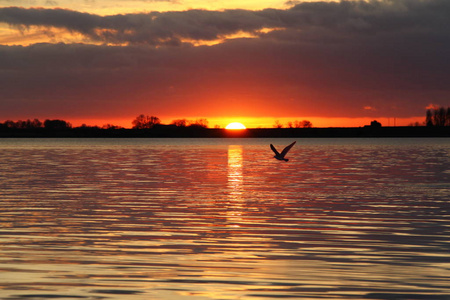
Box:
[0,126,449,138]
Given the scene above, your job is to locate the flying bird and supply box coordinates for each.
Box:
[270,141,296,161]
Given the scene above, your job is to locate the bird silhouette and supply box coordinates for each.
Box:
[270,141,296,161]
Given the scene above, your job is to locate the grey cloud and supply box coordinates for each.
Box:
[0,7,102,34]
[1,1,450,46]
[0,7,271,44]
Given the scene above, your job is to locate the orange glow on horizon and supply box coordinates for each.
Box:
[68,116,425,129]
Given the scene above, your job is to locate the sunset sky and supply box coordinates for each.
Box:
[1,0,449,128]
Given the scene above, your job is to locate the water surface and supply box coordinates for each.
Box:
[0,138,449,299]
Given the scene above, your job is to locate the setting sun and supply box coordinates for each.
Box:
[225,122,246,130]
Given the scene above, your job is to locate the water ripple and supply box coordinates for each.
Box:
[0,138,449,299]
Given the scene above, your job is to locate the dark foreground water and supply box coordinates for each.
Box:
[0,138,449,300]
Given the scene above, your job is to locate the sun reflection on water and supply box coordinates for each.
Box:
[227,145,244,200]
[226,145,245,225]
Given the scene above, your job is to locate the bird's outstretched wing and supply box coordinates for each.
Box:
[270,144,280,156]
[280,141,296,157]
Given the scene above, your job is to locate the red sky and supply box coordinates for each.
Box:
[1,1,449,128]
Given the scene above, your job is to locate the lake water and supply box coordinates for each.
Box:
[0,138,449,300]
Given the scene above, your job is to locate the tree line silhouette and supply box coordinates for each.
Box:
[1,107,449,136]
[0,115,210,131]
[0,119,72,129]
[426,106,450,126]
[0,118,123,130]
[131,115,209,129]
[273,120,313,128]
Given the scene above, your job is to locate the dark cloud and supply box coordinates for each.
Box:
[0,6,278,45]
[0,0,449,121]
[2,1,450,45]
[0,7,103,33]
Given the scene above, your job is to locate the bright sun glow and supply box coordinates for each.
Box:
[225,122,246,130]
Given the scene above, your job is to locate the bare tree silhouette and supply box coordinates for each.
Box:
[189,118,209,128]
[132,115,161,129]
[273,120,283,128]
[277,120,313,128]
[426,106,450,126]
[170,119,188,127]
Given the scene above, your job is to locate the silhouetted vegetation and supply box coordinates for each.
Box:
[1,114,448,137]
[0,118,72,129]
[170,119,188,127]
[44,119,72,129]
[289,120,313,128]
[132,115,161,129]
[170,118,209,128]
[101,124,124,130]
[0,118,125,132]
[274,120,313,128]
[0,119,43,129]
[273,120,283,128]
[188,118,209,128]
[369,120,382,128]
[408,121,424,127]
[426,106,450,126]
